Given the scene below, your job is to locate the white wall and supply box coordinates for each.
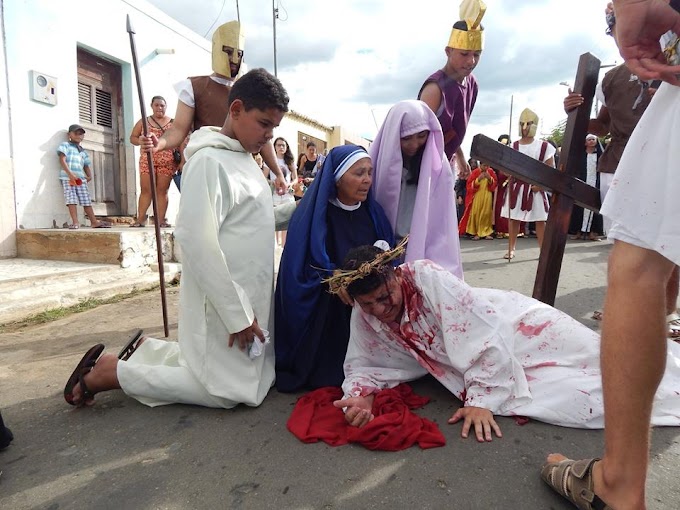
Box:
[2,0,211,233]
[0,0,16,256]
[274,115,331,164]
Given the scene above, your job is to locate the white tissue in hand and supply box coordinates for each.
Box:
[249,329,270,359]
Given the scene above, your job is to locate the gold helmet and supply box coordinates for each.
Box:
[448,0,486,51]
[519,108,539,138]
[212,21,245,78]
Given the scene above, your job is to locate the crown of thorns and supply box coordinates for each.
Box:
[322,237,408,294]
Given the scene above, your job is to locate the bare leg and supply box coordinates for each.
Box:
[279,230,287,248]
[67,204,79,225]
[507,219,520,257]
[155,174,173,225]
[83,206,101,227]
[71,353,121,405]
[548,240,674,509]
[135,173,152,225]
[665,265,679,316]
[535,221,546,251]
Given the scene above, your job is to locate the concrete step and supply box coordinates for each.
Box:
[0,259,180,324]
[16,227,180,268]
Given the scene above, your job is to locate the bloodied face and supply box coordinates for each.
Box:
[354,271,405,324]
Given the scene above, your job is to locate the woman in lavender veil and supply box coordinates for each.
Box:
[369,100,463,278]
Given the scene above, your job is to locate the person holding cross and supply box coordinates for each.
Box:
[328,243,680,437]
[564,2,680,338]
[500,108,556,260]
[418,0,484,176]
[541,1,680,509]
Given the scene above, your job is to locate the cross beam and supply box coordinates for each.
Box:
[470,52,602,306]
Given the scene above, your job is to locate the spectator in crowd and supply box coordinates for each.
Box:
[569,134,604,241]
[269,137,297,246]
[129,96,178,227]
[57,124,111,229]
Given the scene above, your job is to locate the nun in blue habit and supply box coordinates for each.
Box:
[275,145,394,392]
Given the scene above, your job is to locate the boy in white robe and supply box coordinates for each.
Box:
[331,244,680,442]
[64,68,296,409]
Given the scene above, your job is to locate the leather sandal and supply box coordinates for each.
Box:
[63,344,105,406]
[541,458,612,510]
[117,329,145,361]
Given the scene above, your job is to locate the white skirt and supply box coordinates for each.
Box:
[600,83,680,265]
[500,184,549,222]
[117,338,241,408]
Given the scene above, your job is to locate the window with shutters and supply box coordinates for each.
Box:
[77,81,113,129]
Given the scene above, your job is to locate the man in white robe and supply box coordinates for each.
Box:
[332,246,680,441]
[64,69,295,409]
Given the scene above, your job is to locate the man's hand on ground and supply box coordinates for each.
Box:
[448,406,502,442]
[333,395,375,428]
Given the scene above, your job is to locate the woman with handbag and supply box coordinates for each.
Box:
[129,96,178,227]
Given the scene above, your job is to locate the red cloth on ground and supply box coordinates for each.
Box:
[287,384,446,451]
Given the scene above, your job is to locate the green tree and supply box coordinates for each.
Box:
[548,118,567,147]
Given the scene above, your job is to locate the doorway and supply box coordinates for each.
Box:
[76,49,125,215]
[297,131,327,166]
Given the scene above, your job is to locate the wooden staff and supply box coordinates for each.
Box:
[126,15,169,337]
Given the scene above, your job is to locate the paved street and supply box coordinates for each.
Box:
[1,237,678,509]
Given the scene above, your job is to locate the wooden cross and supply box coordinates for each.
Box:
[470,53,602,306]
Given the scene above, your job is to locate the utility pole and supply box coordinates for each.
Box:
[508,95,514,140]
[236,0,240,22]
[273,0,278,76]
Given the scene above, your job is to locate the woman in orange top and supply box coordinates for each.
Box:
[129,96,179,227]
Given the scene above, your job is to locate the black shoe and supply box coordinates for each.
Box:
[0,426,13,451]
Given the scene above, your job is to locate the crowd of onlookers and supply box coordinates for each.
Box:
[454,134,605,243]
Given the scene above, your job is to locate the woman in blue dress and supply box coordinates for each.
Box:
[275,145,394,391]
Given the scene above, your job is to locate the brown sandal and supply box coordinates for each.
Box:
[117,329,145,361]
[541,458,612,510]
[63,344,105,406]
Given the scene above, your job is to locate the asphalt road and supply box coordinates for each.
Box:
[1,237,678,509]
